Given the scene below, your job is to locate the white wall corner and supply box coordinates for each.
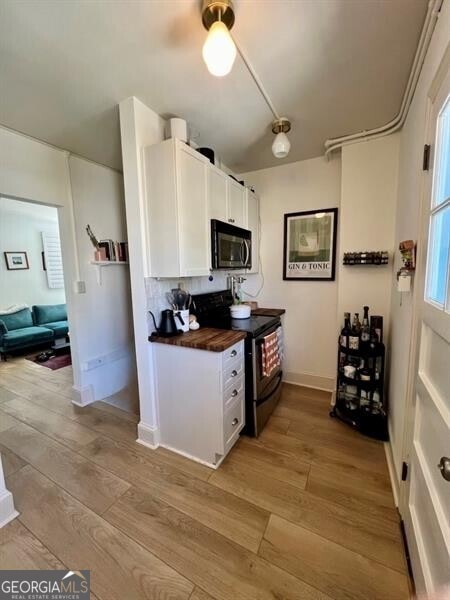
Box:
[283,371,335,393]
[0,456,19,528]
[136,421,160,449]
[71,384,94,407]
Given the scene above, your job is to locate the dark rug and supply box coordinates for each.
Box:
[28,352,72,370]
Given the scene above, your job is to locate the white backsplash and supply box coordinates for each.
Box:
[145,272,260,333]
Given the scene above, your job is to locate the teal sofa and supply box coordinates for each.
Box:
[0,308,54,359]
[0,304,68,360]
[32,304,69,339]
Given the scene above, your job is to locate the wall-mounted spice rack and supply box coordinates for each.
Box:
[343,251,389,266]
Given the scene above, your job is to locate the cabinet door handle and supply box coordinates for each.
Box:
[231,370,238,377]
[230,349,237,357]
[232,418,239,427]
[231,389,238,397]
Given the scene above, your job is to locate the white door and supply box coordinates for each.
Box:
[401,64,450,595]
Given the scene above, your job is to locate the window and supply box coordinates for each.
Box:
[426,93,450,311]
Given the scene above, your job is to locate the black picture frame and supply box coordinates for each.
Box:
[283,208,338,281]
[4,251,29,271]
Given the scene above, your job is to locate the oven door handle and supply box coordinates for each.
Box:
[256,371,283,406]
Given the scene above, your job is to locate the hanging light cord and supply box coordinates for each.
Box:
[231,34,280,121]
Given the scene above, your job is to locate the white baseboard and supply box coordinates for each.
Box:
[0,489,19,528]
[71,384,94,407]
[384,439,400,508]
[136,421,160,449]
[283,371,335,392]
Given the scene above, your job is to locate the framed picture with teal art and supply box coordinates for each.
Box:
[283,208,338,281]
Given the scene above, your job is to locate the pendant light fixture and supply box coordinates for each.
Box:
[200,1,292,158]
[271,118,291,158]
[202,0,236,77]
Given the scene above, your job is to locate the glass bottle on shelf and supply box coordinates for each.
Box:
[359,358,371,382]
[349,314,360,350]
[340,313,351,348]
[361,306,370,345]
[354,313,361,334]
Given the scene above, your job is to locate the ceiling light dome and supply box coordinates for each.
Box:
[271,118,291,159]
[201,0,236,77]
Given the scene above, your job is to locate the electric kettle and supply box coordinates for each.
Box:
[149,309,184,337]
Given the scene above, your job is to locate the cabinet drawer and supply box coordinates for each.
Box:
[223,396,244,447]
[223,341,243,365]
[223,376,244,409]
[223,360,244,389]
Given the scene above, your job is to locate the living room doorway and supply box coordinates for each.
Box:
[0,196,72,371]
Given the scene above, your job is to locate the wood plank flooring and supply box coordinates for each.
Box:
[0,357,410,600]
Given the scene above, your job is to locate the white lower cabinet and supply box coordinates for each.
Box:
[153,340,245,468]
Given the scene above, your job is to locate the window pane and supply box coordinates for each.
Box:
[426,205,450,306]
[434,95,450,207]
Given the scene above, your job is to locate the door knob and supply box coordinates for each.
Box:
[438,456,450,482]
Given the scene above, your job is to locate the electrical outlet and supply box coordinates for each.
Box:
[74,281,86,294]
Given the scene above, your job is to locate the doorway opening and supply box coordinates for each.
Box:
[0,196,71,373]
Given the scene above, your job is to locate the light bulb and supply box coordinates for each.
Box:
[272,132,291,158]
[202,20,236,77]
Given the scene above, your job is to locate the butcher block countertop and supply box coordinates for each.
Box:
[149,328,247,352]
[251,308,286,316]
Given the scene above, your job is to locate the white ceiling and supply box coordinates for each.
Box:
[0,0,427,173]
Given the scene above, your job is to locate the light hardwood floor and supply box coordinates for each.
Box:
[0,357,411,600]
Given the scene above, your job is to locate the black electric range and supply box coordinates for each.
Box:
[192,290,283,436]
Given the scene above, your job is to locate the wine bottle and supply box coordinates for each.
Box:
[340,312,351,347]
[354,312,361,334]
[349,314,360,350]
[361,306,370,344]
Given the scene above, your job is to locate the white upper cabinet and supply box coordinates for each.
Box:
[246,189,259,274]
[208,168,247,229]
[227,178,247,228]
[208,165,228,222]
[144,138,260,277]
[144,139,210,278]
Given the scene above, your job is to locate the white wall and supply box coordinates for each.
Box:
[242,156,341,390]
[339,134,400,345]
[388,1,450,486]
[0,126,137,411]
[0,198,66,308]
[69,156,138,411]
[0,126,83,390]
[119,97,166,445]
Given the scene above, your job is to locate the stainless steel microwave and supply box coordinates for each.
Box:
[211,219,252,270]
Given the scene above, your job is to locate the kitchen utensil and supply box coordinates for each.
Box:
[176,309,190,332]
[149,310,183,337]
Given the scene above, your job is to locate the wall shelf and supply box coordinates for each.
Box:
[343,251,389,266]
[90,260,129,285]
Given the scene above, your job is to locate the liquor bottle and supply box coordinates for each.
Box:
[370,315,383,343]
[361,306,370,344]
[354,313,361,334]
[369,324,379,350]
[359,358,371,382]
[349,314,360,350]
[340,313,351,347]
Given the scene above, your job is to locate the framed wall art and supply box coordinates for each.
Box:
[283,208,338,281]
[4,251,29,271]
